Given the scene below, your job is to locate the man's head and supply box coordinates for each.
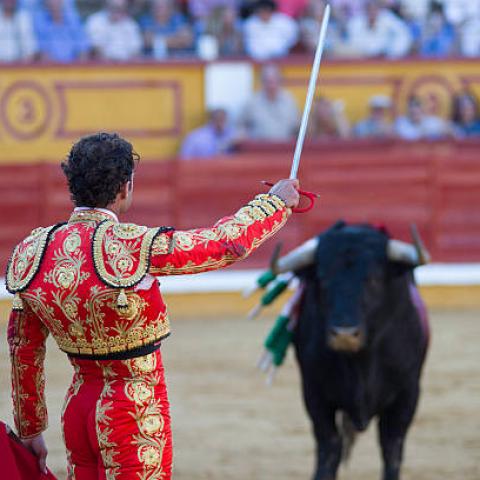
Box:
[209,108,228,133]
[61,132,137,213]
[152,0,172,22]
[106,0,128,20]
[45,0,64,21]
[1,0,17,14]
[261,64,282,100]
[365,0,381,25]
[407,96,424,124]
[368,95,392,121]
[253,0,276,23]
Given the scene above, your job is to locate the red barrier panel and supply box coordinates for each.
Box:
[1,140,479,273]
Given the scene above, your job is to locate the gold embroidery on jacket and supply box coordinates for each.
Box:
[149,207,289,275]
[6,225,58,293]
[44,231,90,343]
[151,234,173,256]
[68,210,117,225]
[23,285,170,357]
[93,222,161,288]
[9,309,49,438]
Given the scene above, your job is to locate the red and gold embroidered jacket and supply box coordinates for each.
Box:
[6,194,290,438]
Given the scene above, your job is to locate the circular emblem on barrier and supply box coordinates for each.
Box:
[0,81,52,140]
[405,76,455,118]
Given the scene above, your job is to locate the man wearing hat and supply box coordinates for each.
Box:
[354,94,394,139]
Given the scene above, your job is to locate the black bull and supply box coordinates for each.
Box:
[293,223,429,480]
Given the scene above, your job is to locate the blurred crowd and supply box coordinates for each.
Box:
[179,64,480,159]
[1,0,480,63]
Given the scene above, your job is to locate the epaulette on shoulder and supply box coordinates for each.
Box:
[6,223,65,311]
[92,221,174,309]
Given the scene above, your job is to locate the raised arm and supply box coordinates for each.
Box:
[149,180,299,276]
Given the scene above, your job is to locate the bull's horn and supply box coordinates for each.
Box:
[410,224,431,265]
[273,238,318,274]
[387,225,430,265]
[387,240,419,264]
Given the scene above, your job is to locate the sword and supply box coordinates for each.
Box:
[291,3,330,180]
[266,4,331,213]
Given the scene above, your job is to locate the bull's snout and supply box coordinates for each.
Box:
[328,326,363,353]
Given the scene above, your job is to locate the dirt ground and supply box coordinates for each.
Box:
[1,307,479,480]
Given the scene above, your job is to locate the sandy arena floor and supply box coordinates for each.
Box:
[1,307,479,480]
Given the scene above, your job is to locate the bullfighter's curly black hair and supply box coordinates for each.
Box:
[61,132,138,208]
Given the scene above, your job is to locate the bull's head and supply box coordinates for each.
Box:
[273,222,429,353]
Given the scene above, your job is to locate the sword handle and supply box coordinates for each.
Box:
[262,181,319,214]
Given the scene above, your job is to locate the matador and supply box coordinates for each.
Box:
[6,132,300,479]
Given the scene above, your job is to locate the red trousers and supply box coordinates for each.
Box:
[62,350,172,480]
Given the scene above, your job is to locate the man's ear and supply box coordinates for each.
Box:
[119,182,129,199]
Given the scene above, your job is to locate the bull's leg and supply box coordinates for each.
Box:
[303,386,342,480]
[378,385,420,480]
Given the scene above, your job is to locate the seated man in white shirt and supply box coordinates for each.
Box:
[345,0,412,58]
[86,0,142,61]
[243,0,298,61]
[0,0,37,62]
[395,95,451,141]
[238,64,300,141]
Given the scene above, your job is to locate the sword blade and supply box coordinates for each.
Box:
[290,4,331,180]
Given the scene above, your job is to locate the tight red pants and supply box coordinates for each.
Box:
[62,350,172,480]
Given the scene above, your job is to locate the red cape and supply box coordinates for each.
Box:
[0,422,57,480]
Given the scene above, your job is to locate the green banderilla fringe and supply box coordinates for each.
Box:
[256,270,276,289]
[264,314,293,367]
[260,278,290,306]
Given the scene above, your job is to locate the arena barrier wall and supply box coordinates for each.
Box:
[1,58,480,162]
[1,139,480,275]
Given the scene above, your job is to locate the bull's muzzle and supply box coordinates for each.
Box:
[328,326,363,353]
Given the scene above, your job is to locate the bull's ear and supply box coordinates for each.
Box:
[332,220,346,230]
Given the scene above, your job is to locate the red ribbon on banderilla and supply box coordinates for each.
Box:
[265,4,331,213]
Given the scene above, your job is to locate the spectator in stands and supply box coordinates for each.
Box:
[180,108,234,159]
[345,0,412,58]
[410,0,456,58]
[276,0,308,18]
[188,0,236,20]
[330,0,365,18]
[451,92,480,138]
[395,95,450,140]
[308,96,350,139]
[0,0,37,62]
[354,94,394,139]
[238,64,300,140]
[205,6,243,56]
[243,0,298,60]
[396,0,429,21]
[86,0,142,61]
[455,6,480,57]
[299,0,352,57]
[34,0,89,62]
[405,0,479,57]
[141,0,194,59]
